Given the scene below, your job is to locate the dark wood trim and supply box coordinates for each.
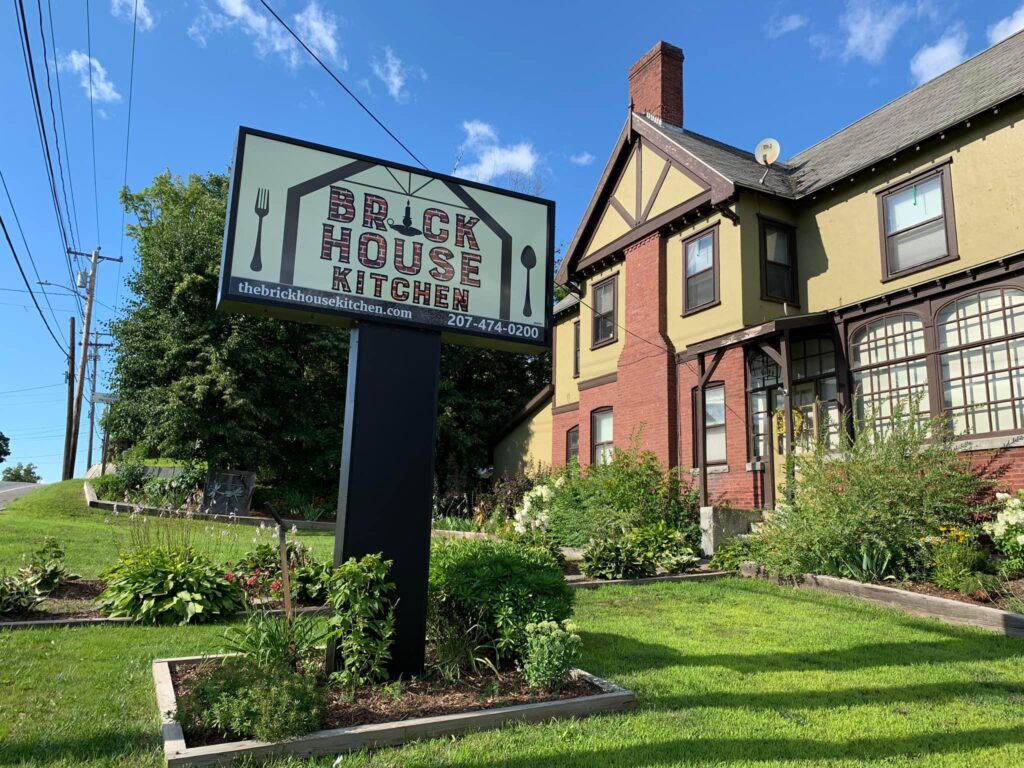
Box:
[758,214,800,306]
[642,137,713,197]
[576,190,713,275]
[680,311,832,358]
[578,371,618,391]
[572,320,581,379]
[565,424,580,463]
[589,274,619,349]
[608,196,636,228]
[552,401,580,415]
[490,384,554,445]
[696,353,707,506]
[876,159,959,283]
[682,222,720,317]
[692,380,728,468]
[635,144,642,224]
[590,406,614,465]
[632,117,736,203]
[640,159,672,224]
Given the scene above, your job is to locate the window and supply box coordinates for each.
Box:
[591,408,614,465]
[572,321,580,378]
[850,314,930,432]
[591,277,617,347]
[693,384,727,464]
[566,426,580,462]
[683,226,718,314]
[937,287,1024,436]
[878,164,957,280]
[760,218,797,304]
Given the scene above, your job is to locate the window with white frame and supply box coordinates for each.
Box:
[591,408,614,465]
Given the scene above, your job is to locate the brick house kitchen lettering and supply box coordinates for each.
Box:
[320,186,481,312]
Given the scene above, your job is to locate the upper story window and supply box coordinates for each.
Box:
[591,276,617,348]
[572,320,581,378]
[683,225,719,315]
[566,426,580,462]
[591,408,614,465]
[878,163,958,281]
[759,218,798,304]
[937,287,1024,437]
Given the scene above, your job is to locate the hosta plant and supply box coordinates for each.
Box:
[18,537,77,596]
[99,546,244,625]
[0,572,40,615]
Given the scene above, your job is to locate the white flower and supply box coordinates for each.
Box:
[996,492,1011,501]
[554,475,566,488]
[1017,534,1024,546]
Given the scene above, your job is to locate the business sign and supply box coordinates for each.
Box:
[217,127,555,351]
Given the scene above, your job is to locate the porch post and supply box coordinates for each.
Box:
[779,330,795,502]
[696,352,708,507]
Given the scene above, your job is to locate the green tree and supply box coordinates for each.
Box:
[2,463,40,483]
[0,431,9,464]
[108,170,550,495]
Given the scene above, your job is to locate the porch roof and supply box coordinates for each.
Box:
[680,312,832,358]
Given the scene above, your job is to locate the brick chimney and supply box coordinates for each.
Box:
[628,41,684,128]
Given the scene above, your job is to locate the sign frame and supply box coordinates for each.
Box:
[217,126,556,353]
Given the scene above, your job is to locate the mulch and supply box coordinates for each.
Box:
[892,579,1024,612]
[0,579,106,622]
[172,660,597,747]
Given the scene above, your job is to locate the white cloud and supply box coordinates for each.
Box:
[188,0,342,69]
[766,13,808,39]
[840,0,914,63]
[988,3,1024,45]
[59,51,121,103]
[371,47,425,103]
[110,0,154,31]
[910,25,968,85]
[568,151,595,167]
[456,120,538,184]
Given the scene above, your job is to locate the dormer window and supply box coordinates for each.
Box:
[759,217,798,305]
[877,162,958,281]
[683,224,719,315]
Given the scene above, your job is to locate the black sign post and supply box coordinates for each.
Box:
[329,321,441,678]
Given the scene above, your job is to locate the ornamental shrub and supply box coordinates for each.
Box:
[326,554,396,692]
[580,535,656,580]
[521,620,582,691]
[428,539,574,667]
[984,491,1024,577]
[627,521,699,573]
[757,402,987,580]
[98,547,244,624]
[176,657,324,742]
[0,572,39,615]
[926,527,988,591]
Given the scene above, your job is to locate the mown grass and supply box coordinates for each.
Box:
[2,578,1023,767]
[0,481,334,578]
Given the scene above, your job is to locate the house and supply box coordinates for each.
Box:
[493,34,1024,510]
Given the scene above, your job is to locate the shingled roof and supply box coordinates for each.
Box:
[644,28,1024,200]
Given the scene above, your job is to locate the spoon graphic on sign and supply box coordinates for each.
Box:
[521,245,536,318]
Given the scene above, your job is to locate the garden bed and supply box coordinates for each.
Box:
[741,566,1024,637]
[154,654,634,767]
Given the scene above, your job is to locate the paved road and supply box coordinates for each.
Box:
[0,482,43,510]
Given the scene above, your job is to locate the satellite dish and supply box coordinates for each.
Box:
[755,138,781,166]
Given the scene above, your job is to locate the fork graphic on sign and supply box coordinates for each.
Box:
[251,187,270,272]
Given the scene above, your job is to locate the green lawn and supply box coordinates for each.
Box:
[0,481,335,578]
[1,578,1023,767]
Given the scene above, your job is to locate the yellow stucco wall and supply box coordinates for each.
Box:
[553,309,580,409]
[799,109,1024,310]
[666,210,744,351]
[738,193,799,326]
[578,261,625,379]
[493,399,552,477]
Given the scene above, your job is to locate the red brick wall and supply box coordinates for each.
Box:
[617,233,677,466]
[628,41,684,127]
[578,379,619,469]
[677,347,766,509]
[551,408,580,467]
[968,444,1024,492]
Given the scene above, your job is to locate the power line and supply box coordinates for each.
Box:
[0,212,67,354]
[46,0,83,252]
[0,383,62,395]
[86,0,101,246]
[0,167,62,332]
[257,0,428,171]
[114,0,141,314]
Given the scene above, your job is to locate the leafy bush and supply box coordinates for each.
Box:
[927,528,988,591]
[709,536,764,571]
[176,657,324,742]
[984,491,1024,578]
[91,474,127,501]
[520,620,582,691]
[231,541,331,604]
[99,547,244,624]
[627,521,699,573]
[757,404,987,580]
[292,560,333,604]
[116,462,148,494]
[580,536,656,580]
[326,554,396,692]
[428,539,574,668]
[221,612,326,672]
[18,537,77,596]
[0,573,40,615]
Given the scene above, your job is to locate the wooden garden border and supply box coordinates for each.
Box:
[0,605,332,631]
[740,565,1024,637]
[153,654,634,767]
[568,570,734,589]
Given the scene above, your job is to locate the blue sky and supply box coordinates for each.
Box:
[3,0,1024,483]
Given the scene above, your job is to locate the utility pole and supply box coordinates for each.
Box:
[61,316,76,481]
[66,248,122,478]
[86,331,113,470]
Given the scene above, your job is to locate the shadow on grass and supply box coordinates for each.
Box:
[448,726,1024,767]
[0,729,160,766]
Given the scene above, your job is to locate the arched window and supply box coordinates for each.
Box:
[937,287,1024,436]
[850,313,929,431]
